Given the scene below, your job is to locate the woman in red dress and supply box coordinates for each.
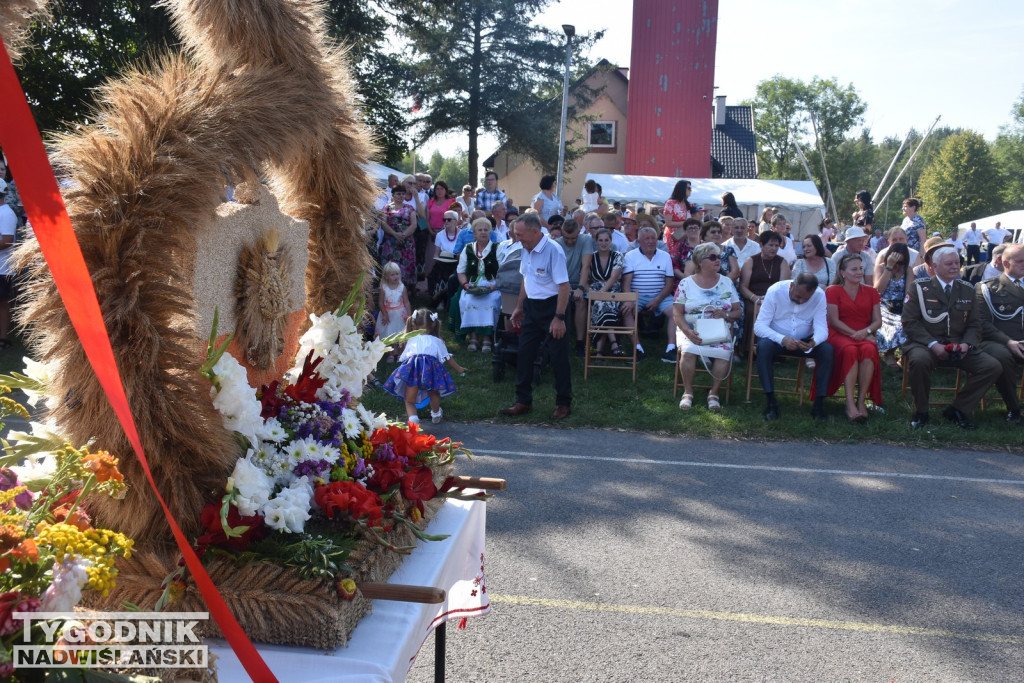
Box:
[825,254,883,423]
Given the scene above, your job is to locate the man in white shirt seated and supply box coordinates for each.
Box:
[753,274,834,421]
[725,218,763,269]
[983,243,1007,280]
[496,222,522,265]
[602,211,630,253]
[621,226,676,361]
[831,226,877,286]
[491,202,510,242]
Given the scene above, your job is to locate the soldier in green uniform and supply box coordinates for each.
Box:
[901,246,1001,429]
[976,243,1024,423]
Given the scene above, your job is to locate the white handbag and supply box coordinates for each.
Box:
[691,305,734,381]
[694,306,730,345]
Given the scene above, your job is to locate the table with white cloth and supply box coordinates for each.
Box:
[208,498,489,682]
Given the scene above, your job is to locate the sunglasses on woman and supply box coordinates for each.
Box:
[704,254,721,262]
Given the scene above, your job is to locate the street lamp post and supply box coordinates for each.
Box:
[555,24,574,203]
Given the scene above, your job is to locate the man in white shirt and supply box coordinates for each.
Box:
[601,211,630,253]
[621,226,675,361]
[724,218,761,269]
[983,243,1007,280]
[831,226,877,286]
[753,274,833,421]
[501,213,572,420]
[962,222,983,265]
[771,214,798,267]
[491,202,510,242]
[983,221,1011,262]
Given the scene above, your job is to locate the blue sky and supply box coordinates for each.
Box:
[538,0,1024,141]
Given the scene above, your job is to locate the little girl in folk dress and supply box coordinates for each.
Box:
[376,261,412,362]
[384,308,467,425]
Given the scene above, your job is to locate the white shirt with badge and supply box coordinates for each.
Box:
[520,235,569,299]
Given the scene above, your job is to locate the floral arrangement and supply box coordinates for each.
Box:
[188,284,484,596]
[0,384,135,680]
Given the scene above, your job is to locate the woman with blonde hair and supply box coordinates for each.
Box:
[673,242,741,411]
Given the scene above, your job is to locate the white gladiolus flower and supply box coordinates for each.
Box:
[288,312,389,402]
[354,403,377,432]
[11,451,58,486]
[230,455,274,517]
[20,356,56,408]
[210,353,263,445]
[262,477,313,533]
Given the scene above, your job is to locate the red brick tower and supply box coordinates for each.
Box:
[624,0,719,178]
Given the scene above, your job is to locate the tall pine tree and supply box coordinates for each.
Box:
[396,0,600,185]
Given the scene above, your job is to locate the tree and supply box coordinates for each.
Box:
[918,131,1004,231]
[992,86,1024,210]
[15,1,174,134]
[14,1,411,165]
[396,0,600,186]
[746,75,866,180]
[323,3,410,166]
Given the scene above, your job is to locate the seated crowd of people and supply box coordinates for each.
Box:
[369,174,1024,429]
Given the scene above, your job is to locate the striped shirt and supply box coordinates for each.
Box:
[623,248,673,299]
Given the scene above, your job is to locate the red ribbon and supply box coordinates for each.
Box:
[0,38,277,682]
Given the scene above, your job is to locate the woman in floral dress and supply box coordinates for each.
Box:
[673,243,741,412]
[874,242,914,370]
[379,186,417,288]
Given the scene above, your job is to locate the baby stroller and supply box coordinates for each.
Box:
[491,252,548,383]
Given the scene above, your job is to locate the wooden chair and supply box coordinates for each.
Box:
[900,361,963,407]
[743,301,807,404]
[674,344,733,403]
[584,291,639,381]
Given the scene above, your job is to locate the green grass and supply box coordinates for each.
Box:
[362,314,1024,453]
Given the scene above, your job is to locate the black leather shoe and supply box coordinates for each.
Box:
[811,406,827,422]
[1007,409,1022,424]
[764,405,780,421]
[942,406,977,430]
[909,413,929,429]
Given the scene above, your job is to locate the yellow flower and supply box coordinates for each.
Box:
[35,523,134,595]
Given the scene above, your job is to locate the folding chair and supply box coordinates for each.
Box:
[902,362,963,407]
[584,291,638,381]
[743,301,807,404]
[674,344,734,403]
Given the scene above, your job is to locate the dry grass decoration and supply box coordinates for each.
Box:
[3,0,452,650]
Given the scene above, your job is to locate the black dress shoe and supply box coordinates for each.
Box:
[942,406,977,430]
[764,405,780,421]
[909,413,929,428]
[811,406,827,422]
[1007,409,1022,424]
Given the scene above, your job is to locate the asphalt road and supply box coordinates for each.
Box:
[406,423,1024,683]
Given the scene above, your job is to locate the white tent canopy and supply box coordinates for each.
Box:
[364,161,403,185]
[957,210,1024,242]
[583,174,827,240]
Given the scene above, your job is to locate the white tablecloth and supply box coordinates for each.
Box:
[208,498,489,682]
